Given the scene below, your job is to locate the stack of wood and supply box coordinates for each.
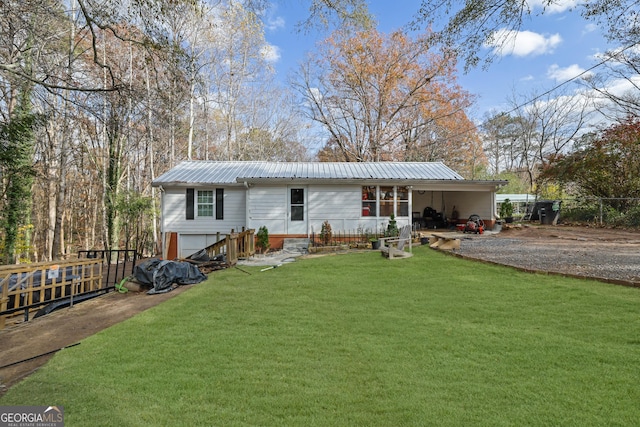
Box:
[182,257,229,275]
[181,250,229,275]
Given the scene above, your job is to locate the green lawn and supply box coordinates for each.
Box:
[2,246,640,426]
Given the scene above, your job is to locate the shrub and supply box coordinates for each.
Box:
[562,205,600,223]
[320,220,332,245]
[256,226,270,253]
[606,208,627,227]
[608,206,640,228]
[560,200,640,228]
[624,205,640,227]
[386,214,398,237]
[499,198,514,218]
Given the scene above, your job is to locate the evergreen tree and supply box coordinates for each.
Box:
[0,89,37,263]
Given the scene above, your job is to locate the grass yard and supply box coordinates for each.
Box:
[2,246,640,426]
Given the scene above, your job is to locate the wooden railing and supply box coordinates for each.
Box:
[237,228,256,259]
[0,259,104,330]
[202,228,255,265]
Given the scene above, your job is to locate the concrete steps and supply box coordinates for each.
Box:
[283,238,309,254]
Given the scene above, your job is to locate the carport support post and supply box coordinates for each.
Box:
[410,188,415,251]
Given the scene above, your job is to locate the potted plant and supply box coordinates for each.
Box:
[369,234,381,250]
[500,198,514,223]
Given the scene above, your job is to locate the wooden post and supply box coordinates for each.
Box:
[0,274,8,330]
[248,229,255,255]
[227,232,238,265]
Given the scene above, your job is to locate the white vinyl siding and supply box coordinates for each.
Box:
[308,185,363,233]
[247,186,287,234]
[161,187,246,235]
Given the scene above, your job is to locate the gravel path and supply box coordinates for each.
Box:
[452,227,640,286]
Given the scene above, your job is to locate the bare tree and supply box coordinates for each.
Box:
[492,89,593,188]
[204,1,274,160]
[294,28,477,164]
[1,0,318,262]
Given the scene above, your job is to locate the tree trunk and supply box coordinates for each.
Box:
[146,63,159,255]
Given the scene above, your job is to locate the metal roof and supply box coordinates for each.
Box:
[496,194,537,203]
[153,161,466,186]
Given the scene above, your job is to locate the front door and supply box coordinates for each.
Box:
[287,186,307,235]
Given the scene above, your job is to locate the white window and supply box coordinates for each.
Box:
[197,191,214,217]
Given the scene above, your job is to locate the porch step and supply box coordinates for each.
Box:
[283,238,310,254]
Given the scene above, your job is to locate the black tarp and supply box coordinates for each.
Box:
[133,258,207,295]
[0,268,82,310]
[186,249,225,263]
[1,267,80,293]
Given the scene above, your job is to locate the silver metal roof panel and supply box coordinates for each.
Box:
[153,161,466,185]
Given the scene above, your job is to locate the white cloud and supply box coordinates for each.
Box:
[603,75,640,98]
[521,75,535,81]
[583,23,598,34]
[547,63,592,82]
[487,29,563,57]
[265,15,285,32]
[261,44,281,62]
[261,4,285,32]
[526,0,579,14]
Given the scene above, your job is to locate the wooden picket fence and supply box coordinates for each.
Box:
[0,258,105,330]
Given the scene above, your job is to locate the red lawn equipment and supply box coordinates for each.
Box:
[464,214,485,234]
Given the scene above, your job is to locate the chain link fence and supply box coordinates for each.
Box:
[532,198,640,227]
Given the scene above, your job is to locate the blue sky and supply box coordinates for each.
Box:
[261,0,615,121]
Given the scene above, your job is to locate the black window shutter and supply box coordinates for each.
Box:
[216,188,224,220]
[186,188,195,220]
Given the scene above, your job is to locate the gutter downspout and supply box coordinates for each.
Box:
[243,181,250,231]
[157,185,167,259]
[408,186,413,255]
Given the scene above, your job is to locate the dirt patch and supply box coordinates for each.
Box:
[0,285,193,395]
[2,224,640,396]
[498,223,640,243]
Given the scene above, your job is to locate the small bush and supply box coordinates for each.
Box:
[256,226,270,253]
[320,221,332,245]
[607,209,627,227]
[499,199,514,218]
[386,214,398,237]
[562,205,600,223]
[624,205,640,227]
[560,200,640,228]
[608,205,640,228]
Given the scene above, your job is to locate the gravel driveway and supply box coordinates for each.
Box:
[452,225,640,286]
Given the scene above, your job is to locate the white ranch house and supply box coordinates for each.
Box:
[153,161,506,258]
